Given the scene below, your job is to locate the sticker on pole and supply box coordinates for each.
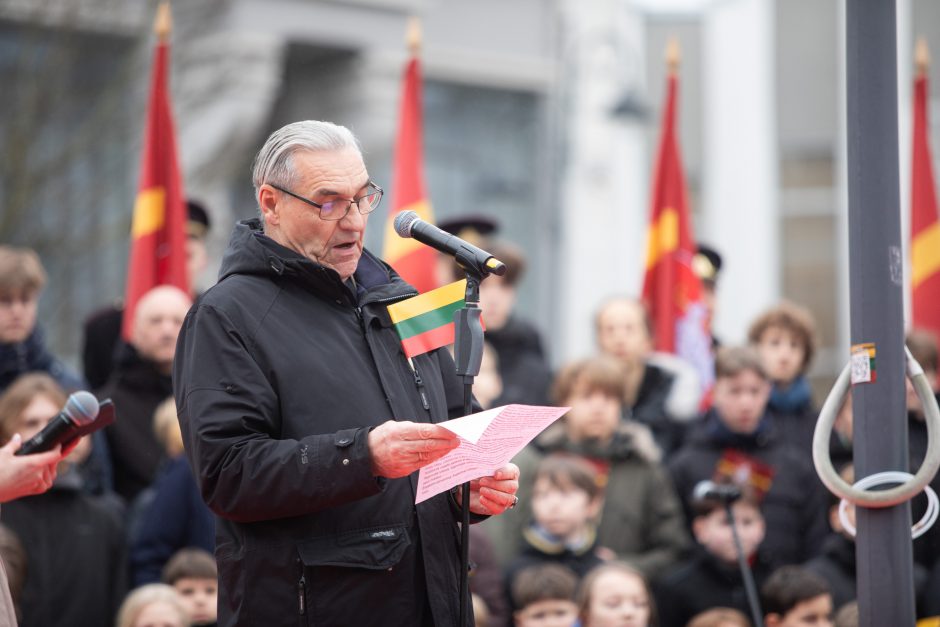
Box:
[850,343,877,384]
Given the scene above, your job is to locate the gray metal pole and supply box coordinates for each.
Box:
[845,1,916,624]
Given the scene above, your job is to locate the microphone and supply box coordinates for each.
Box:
[394,211,507,278]
[15,391,100,456]
[692,480,742,503]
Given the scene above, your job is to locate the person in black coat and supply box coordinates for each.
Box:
[655,495,772,627]
[0,374,126,627]
[595,297,697,456]
[174,120,520,627]
[98,285,192,504]
[668,347,829,570]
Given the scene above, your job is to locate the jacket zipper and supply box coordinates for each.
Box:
[298,573,306,615]
[412,365,430,410]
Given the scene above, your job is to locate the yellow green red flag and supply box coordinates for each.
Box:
[388,280,467,358]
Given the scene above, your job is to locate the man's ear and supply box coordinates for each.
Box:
[258,185,280,227]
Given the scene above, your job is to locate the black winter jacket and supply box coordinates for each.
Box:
[174,220,471,627]
[668,411,830,570]
[1,470,127,627]
[99,343,174,502]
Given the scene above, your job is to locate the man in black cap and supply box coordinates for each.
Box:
[81,200,212,390]
[693,243,723,349]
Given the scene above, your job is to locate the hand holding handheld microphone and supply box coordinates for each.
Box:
[15,391,100,456]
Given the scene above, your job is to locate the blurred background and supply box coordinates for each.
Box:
[2,0,940,393]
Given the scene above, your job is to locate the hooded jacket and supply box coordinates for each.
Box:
[668,410,830,569]
[174,220,471,627]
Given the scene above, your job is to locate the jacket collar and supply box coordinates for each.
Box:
[218,219,417,308]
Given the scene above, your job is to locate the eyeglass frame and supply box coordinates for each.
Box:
[268,181,384,221]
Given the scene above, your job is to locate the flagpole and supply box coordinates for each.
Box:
[844,2,916,623]
[916,36,929,79]
[155,0,172,42]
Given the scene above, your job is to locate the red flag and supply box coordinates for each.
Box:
[911,42,940,338]
[121,2,189,340]
[382,51,439,294]
[641,69,714,390]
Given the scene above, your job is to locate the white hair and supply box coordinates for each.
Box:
[251,120,362,198]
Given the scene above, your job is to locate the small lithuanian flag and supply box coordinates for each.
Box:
[388,279,468,358]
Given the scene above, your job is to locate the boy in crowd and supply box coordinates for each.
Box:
[747,301,818,454]
[761,566,833,627]
[511,564,579,627]
[0,246,84,394]
[491,356,689,578]
[655,491,772,627]
[669,346,829,570]
[505,455,606,597]
[162,548,218,627]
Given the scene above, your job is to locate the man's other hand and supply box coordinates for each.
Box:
[457,463,520,516]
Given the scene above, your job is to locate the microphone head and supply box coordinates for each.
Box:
[393,210,420,239]
[64,391,100,426]
[692,480,742,503]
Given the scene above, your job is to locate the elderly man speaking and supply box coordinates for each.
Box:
[174,120,519,627]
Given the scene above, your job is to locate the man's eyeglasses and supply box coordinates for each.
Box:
[270,182,384,221]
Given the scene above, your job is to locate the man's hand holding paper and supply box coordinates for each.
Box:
[415,404,570,507]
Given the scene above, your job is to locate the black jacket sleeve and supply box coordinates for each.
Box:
[174,304,386,524]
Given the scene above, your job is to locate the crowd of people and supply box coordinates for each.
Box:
[1,119,940,627]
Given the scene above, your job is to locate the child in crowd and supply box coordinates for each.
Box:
[0,373,127,627]
[686,608,751,627]
[668,346,829,569]
[116,584,190,627]
[505,455,606,610]
[0,246,83,394]
[577,561,655,627]
[491,356,688,578]
[162,548,218,627]
[511,563,579,627]
[130,397,215,586]
[747,302,818,454]
[655,492,771,627]
[761,566,833,627]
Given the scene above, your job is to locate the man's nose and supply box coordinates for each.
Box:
[339,205,367,230]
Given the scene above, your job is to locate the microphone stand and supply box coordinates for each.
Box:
[724,500,764,627]
[453,270,486,627]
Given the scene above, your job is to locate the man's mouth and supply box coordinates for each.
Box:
[335,242,357,250]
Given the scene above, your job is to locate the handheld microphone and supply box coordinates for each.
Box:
[15,391,100,456]
[393,211,507,278]
[692,480,743,503]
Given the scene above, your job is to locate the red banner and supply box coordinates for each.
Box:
[122,26,189,340]
[641,73,714,390]
[382,56,438,294]
[911,70,940,338]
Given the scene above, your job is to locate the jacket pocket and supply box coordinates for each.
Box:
[297,524,412,569]
[298,525,415,625]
